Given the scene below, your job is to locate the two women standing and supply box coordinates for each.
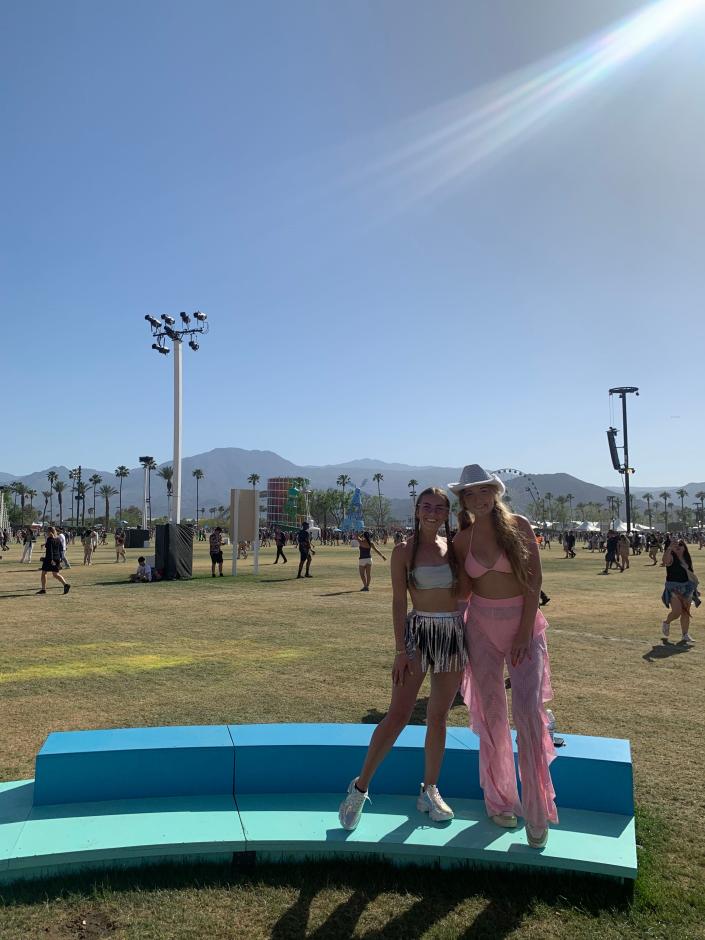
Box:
[339,466,557,849]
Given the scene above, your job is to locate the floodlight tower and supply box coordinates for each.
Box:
[607,386,639,533]
[144,311,209,523]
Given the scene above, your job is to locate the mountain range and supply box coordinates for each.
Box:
[2,448,704,519]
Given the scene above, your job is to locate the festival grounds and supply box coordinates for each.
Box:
[0,540,702,939]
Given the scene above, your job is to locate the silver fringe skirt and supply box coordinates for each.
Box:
[404,610,468,674]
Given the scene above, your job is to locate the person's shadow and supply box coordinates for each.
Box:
[361,691,465,726]
[643,639,693,662]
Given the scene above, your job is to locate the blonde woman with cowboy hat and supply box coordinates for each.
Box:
[450,465,557,849]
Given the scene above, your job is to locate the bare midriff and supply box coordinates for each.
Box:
[407,585,457,614]
[470,570,523,600]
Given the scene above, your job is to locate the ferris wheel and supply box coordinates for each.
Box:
[491,468,541,511]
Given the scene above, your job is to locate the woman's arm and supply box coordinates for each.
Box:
[372,544,386,560]
[512,516,543,666]
[390,543,413,684]
[451,527,472,604]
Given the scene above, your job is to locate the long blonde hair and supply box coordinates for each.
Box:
[407,487,458,590]
[462,491,531,592]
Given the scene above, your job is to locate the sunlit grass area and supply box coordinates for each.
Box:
[0,538,703,938]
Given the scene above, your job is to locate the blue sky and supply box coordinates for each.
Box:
[3,0,705,485]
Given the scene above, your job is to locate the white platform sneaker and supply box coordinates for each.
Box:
[417,784,454,822]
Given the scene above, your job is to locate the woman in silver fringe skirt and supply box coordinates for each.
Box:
[338,487,467,831]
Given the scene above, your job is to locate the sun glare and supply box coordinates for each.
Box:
[347,0,705,208]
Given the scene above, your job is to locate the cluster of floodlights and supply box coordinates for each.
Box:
[145,311,208,355]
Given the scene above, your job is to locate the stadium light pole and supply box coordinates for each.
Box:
[608,386,639,534]
[144,312,209,523]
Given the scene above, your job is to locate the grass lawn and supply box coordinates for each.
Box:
[0,537,703,939]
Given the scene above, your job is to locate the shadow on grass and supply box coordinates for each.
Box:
[316,590,360,597]
[0,854,635,939]
[642,640,693,662]
[362,691,466,727]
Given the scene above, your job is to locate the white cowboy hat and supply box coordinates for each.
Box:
[448,464,506,497]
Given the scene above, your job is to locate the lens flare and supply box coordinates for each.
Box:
[345,0,705,209]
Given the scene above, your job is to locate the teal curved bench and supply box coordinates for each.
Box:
[0,723,636,884]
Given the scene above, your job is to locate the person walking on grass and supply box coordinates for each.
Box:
[618,533,630,571]
[296,521,315,579]
[209,526,225,577]
[115,530,126,563]
[356,530,386,591]
[37,527,70,595]
[661,538,699,645]
[20,528,35,564]
[451,465,557,850]
[273,528,288,565]
[338,488,466,831]
[82,530,94,565]
[58,528,71,569]
[602,529,619,574]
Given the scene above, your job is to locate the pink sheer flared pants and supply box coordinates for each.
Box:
[461,595,558,830]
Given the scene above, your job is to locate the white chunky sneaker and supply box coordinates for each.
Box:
[338,778,370,830]
[661,620,670,638]
[417,784,454,822]
[681,633,695,645]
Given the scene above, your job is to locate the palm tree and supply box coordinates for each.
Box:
[659,491,671,532]
[554,495,567,530]
[88,474,102,521]
[614,496,622,520]
[566,492,574,520]
[54,481,67,526]
[407,478,419,520]
[209,506,217,520]
[157,466,173,517]
[575,502,586,522]
[336,474,352,523]
[543,492,553,522]
[47,470,58,520]
[192,469,204,530]
[247,473,260,489]
[372,472,385,529]
[77,481,88,526]
[642,492,654,529]
[695,491,705,528]
[41,490,51,525]
[115,466,130,523]
[68,469,76,525]
[676,488,688,525]
[14,483,29,525]
[26,488,37,520]
[99,484,118,529]
[139,457,157,528]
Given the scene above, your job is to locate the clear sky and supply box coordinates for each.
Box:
[3,0,705,485]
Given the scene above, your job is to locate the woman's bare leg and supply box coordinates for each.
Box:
[666,594,683,624]
[357,666,426,791]
[423,670,462,786]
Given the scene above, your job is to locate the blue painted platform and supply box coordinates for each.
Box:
[0,723,637,884]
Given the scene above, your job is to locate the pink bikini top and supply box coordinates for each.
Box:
[465,528,513,578]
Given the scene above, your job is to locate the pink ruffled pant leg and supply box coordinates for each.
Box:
[462,597,558,831]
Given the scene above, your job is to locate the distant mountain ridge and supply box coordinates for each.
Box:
[2,448,702,518]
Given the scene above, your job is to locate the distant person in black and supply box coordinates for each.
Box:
[602,530,619,574]
[37,526,71,595]
[565,531,576,559]
[273,528,288,565]
[296,522,314,579]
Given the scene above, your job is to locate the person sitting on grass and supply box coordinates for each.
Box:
[129,556,152,582]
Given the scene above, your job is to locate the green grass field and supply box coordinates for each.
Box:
[0,538,703,939]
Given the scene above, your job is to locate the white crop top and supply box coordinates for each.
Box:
[411,563,454,590]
